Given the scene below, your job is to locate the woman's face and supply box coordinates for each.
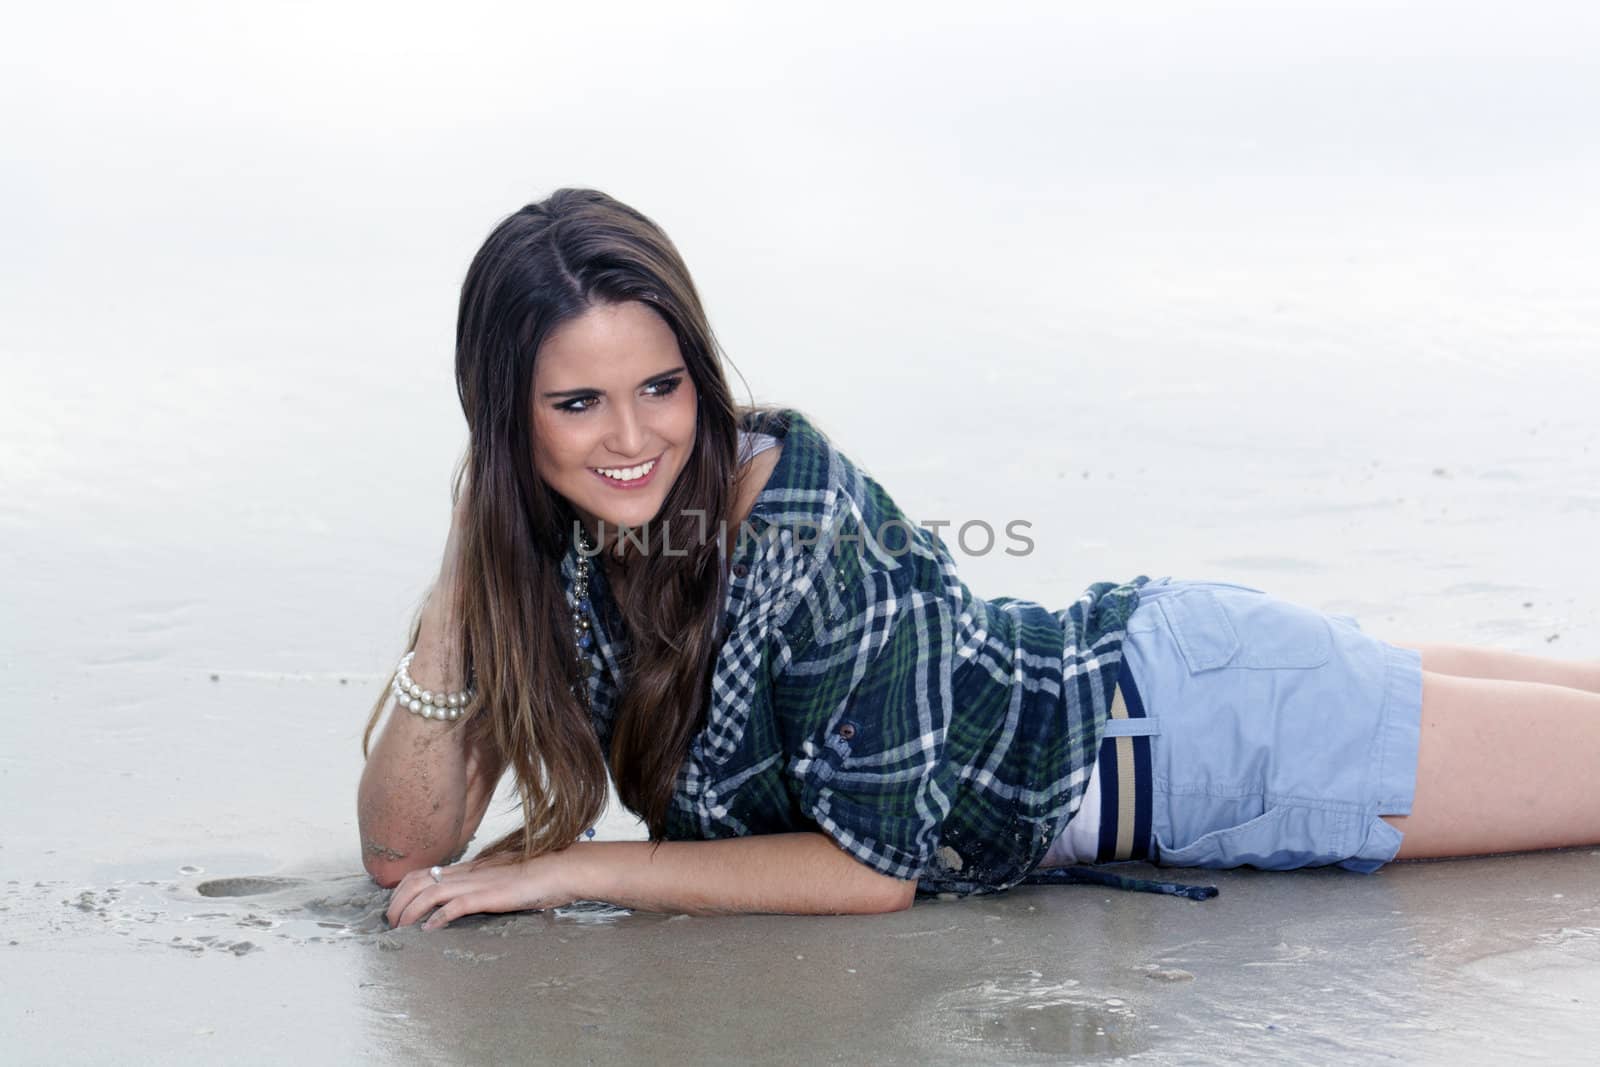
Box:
[530,300,699,547]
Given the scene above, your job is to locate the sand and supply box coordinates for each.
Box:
[8,851,1600,1062]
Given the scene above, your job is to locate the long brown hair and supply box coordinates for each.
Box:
[361,188,763,861]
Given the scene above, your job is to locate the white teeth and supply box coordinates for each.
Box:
[595,458,657,481]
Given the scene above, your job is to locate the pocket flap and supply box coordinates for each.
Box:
[1157,589,1240,671]
[1158,586,1332,671]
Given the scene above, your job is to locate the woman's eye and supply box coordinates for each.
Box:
[555,396,599,415]
[554,377,681,415]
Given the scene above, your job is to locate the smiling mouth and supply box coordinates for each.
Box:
[589,454,662,485]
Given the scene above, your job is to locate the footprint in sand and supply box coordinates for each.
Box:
[195,876,309,898]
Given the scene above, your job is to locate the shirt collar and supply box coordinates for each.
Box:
[735,407,833,535]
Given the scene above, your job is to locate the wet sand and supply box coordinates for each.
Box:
[5,2,1600,1062]
[8,850,1600,1062]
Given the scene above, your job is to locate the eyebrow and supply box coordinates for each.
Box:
[540,365,687,400]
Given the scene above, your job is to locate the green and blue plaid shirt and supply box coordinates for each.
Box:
[569,409,1148,896]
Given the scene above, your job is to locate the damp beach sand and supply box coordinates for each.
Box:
[5,3,1600,1062]
[9,845,1600,1060]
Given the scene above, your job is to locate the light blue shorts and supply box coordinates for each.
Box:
[1122,578,1424,873]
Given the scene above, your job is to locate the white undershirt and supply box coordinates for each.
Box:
[1038,758,1104,867]
[737,430,779,466]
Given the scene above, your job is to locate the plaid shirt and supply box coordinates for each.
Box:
[568,409,1148,896]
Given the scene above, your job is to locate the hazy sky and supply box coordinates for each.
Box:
[4,1,1597,630]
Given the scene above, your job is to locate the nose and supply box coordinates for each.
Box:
[604,399,647,460]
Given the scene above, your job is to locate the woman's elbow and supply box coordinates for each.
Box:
[361,828,473,888]
[362,847,412,889]
[853,877,916,914]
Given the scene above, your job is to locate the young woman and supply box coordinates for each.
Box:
[359,188,1600,931]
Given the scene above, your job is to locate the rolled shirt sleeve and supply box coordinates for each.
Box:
[777,508,957,881]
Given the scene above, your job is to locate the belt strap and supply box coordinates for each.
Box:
[1015,666,1218,901]
[1097,667,1155,863]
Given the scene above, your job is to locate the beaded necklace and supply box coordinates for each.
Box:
[569,524,598,844]
[570,523,595,702]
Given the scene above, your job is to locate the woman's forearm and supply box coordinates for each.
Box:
[568,832,917,915]
[357,588,477,886]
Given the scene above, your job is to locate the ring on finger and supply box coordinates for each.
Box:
[430,865,443,883]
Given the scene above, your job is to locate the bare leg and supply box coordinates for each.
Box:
[1387,641,1600,695]
[1386,670,1600,859]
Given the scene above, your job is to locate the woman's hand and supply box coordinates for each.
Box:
[384,851,582,931]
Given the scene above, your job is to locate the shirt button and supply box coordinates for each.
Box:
[836,723,856,740]
[733,564,748,578]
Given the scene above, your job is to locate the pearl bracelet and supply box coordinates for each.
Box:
[392,651,476,721]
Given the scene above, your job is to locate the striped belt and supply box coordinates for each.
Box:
[1095,667,1157,863]
[1017,665,1217,901]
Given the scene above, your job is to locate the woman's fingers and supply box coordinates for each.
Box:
[383,868,426,928]
[383,857,558,930]
[393,883,446,929]
[420,893,480,931]
[385,863,461,928]
[383,861,516,928]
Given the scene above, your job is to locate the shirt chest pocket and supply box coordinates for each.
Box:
[1157,587,1332,672]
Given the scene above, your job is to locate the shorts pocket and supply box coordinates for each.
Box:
[1158,588,1331,672]
[1155,806,1346,871]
